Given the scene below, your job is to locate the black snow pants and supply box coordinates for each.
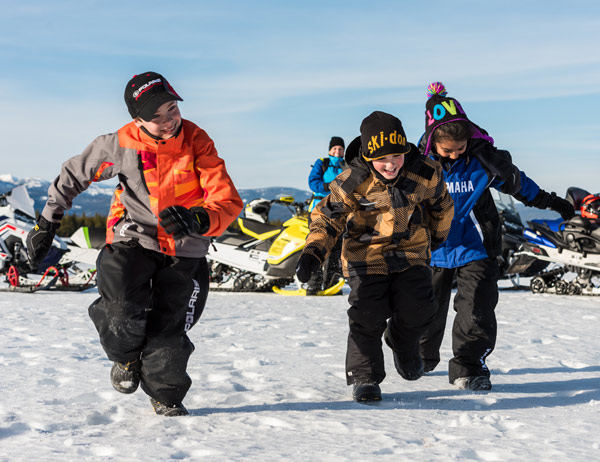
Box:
[88,241,209,405]
[345,265,436,385]
[419,257,499,383]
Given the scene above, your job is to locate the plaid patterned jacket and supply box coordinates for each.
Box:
[303,145,454,277]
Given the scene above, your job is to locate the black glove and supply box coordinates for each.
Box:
[26,216,59,267]
[549,195,575,221]
[550,196,575,221]
[158,206,210,239]
[296,253,321,283]
[530,190,575,221]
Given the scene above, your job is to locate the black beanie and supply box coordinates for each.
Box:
[422,82,470,155]
[359,111,411,161]
[329,136,345,150]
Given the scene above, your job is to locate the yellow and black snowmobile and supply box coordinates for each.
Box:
[207,195,344,295]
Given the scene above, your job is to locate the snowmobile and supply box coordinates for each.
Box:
[505,187,600,295]
[0,185,99,292]
[491,190,529,286]
[207,195,344,295]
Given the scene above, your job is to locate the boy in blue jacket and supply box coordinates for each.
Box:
[419,82,574,391]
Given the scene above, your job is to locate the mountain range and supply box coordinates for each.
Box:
[0,174,558,224]
[0,174,312,218]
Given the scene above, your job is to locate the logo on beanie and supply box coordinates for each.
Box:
[426,99,466,126]
[367,130,406,155]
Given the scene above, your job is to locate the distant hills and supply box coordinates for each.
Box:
[0,174,312,217]
[1,174,560,225]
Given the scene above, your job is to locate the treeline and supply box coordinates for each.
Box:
[56,213,106,237]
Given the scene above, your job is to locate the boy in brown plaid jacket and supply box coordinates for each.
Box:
[296,111,454,402]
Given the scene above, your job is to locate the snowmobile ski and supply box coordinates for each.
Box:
[272,277,345,296]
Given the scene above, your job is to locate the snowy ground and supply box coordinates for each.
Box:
[0,280,599,461]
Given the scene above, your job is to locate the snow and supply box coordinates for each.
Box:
[0,174,18,184]
[1,280,599,461]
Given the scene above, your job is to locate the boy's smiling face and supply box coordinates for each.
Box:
[371,154,405,180]
[134,101,182,139]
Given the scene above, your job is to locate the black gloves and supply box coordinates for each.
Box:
[26,216,59,267]
[530,190,575,221]
[296,253,320,283]
[548,195,575,221]
[158,206,210,239]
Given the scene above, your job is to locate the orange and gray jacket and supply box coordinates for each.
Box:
[303,144,454,277]
[41,119,243,258]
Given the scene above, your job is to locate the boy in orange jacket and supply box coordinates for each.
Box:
[27,72,243,416]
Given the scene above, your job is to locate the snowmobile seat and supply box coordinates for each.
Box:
[528,219,564,248]
[566,186,591,209]
[531,217,563,233]
[237,217,283,240]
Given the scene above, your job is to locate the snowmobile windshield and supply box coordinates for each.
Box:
[3,185,36,220]
[491,190,519,215]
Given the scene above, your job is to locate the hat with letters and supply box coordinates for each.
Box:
[124,72,183,122]
[360,111,411,161]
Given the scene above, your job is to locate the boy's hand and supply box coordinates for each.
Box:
[158,206,210,239]
[26,216,59,267]
[549,195,575,221]
[296,253,320,283]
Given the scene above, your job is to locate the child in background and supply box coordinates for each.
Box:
[296,111,453,402]
[419,82,574,391]
[27,71,243,416]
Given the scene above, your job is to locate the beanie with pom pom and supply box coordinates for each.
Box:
[423,82,470,155]
[422,82,495,155]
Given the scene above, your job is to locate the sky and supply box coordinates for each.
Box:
[1,281,599,461]
[1,0,599,196]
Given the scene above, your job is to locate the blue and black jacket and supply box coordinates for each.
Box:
[422,137,542,268]
[308,156,347,211]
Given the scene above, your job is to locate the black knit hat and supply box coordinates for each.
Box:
[360,111,411,161]
[124,71,183,122]
[329,136,345,150]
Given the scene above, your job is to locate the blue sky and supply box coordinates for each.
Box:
[1,0,599,196]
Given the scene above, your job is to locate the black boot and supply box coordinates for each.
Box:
[150,398,189,417]
[110,360,141,394]
[352,382,382,402]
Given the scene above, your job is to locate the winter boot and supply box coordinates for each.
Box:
[306,266,323,296]
[110,360,141,394]
[383,330,424,381]
[452,376,492,391]
[150,398,189,417]
[352,382,382,403]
